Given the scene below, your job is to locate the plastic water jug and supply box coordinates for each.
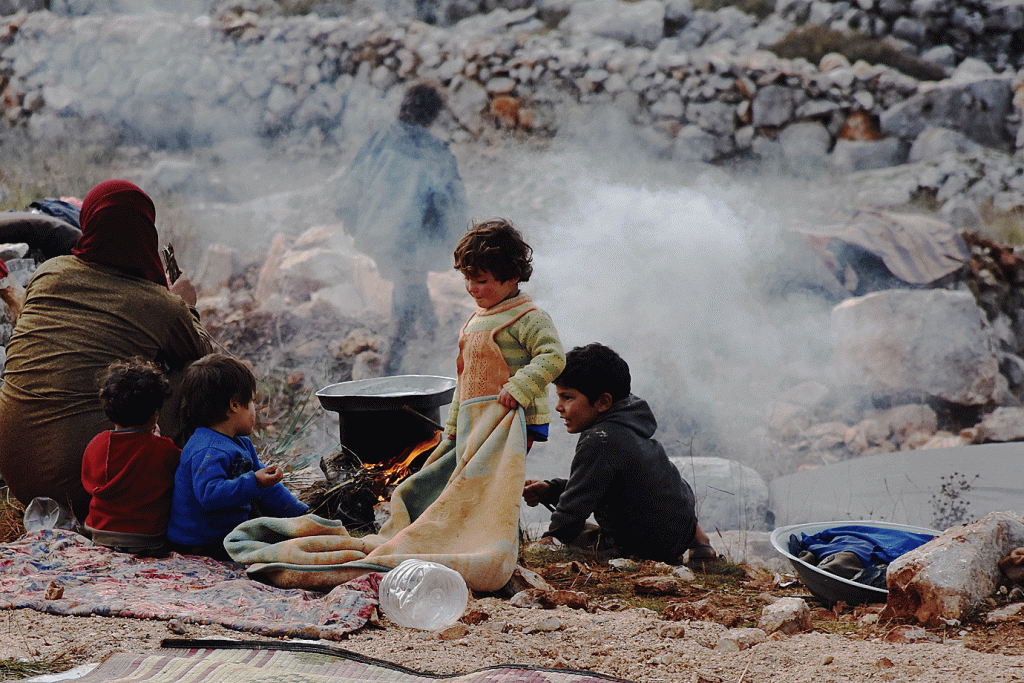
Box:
[377,559,469,630]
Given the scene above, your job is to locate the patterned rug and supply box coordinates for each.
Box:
[72,639,636,682]
[0,530,377,639]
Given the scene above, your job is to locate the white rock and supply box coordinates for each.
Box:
[830,137,908,172]
[714,627,766,652]
[671,456,770,531]
[977,407,1024,442]
[885,511,1024,626]
[832,290,1001,405]
[757,596,811,635]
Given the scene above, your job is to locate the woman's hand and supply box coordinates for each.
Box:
[169,276,198,307]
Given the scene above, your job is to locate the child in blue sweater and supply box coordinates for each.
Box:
[167,354,307,559]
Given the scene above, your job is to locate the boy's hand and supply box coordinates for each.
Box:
[497,389,519,409]
[255,465,284,488]
[523,479,551,507]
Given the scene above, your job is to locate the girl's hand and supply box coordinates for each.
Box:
[497,389,519,409]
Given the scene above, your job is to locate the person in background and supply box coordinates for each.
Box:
[334,81,466,374]
[167,353,308,560]
[81,360,180,555]
[437,219,565,452]
[523,343,717,564]
[0,179,212,521]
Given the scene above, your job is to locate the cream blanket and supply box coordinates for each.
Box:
[225,397,526,592]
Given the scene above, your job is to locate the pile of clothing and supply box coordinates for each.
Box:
[788,524,936,589]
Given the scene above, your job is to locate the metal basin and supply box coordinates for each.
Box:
[316,375,457,414]
[770,520,940,606]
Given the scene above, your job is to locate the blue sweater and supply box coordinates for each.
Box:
[167,427,308,547]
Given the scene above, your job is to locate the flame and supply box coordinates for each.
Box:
[367,430,442,496]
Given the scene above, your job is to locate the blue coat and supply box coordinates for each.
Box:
[167,427,308,547]
[335,120,466,278]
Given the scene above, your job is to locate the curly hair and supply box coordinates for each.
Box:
[453,218,534,283]
[181,353,257,429]
[97,359,171,428]
[555,343,631,405]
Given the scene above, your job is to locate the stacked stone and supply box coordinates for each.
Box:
[777,0,1024,71]
[2,1,1024,213]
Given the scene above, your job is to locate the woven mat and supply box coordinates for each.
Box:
[71,639,636,683]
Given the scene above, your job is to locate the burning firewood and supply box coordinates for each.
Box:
[298,432,442,533]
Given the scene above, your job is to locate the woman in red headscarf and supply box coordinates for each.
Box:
[0,180,212,520]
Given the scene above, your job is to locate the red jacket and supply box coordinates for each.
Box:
[81,430,180,536]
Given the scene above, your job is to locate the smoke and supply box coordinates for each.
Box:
[3,9,860,514]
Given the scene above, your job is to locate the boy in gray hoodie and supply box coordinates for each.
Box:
[523,343,715,563]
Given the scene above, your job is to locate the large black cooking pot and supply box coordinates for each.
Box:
[316,375,457,464]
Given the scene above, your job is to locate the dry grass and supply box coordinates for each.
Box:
[693,0,774,20]
[768,25,948,82]
[0,131,117,211]
[0,489,24,545]
[0,656,72,681]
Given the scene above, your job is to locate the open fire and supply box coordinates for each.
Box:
[299,430,443,533]
[367,431,443,499]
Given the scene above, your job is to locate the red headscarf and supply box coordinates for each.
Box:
[72,179,167,288]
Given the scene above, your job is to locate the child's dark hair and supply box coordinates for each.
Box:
[398,82,444,127]
[453,218,533,283]
[555,343,631,405]
[181,353,257,429]
[97,359,171,427]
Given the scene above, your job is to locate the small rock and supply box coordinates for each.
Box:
[510,590,543,608]
[525,615,563,633]
[714,627,766,652]
[608,558,638,570]
[671,565,695,581]
[460,608,490,625]
[883,624,941,644]
[664,596,718,622]
[658,623,686,638]
[633,575,688,595]
[758,597,811,635]
[500,565,554,596]
[437,623,469,640]
[167,618,187,635]
[986,602,1024,624]
[43,581,63,600]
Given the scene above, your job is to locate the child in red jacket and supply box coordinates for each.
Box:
[81,360,180,554]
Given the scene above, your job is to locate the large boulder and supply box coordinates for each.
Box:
[879,77,1014,150]
[829,137,908,172]
[670,456,771,532]
[831,289,1001,405]
[884,511,1024,626]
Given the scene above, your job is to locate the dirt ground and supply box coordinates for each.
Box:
[3,549,1024,683]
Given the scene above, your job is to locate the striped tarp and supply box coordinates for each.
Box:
[70,640,635,683]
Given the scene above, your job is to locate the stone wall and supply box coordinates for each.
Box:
[3,0,1024,213]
